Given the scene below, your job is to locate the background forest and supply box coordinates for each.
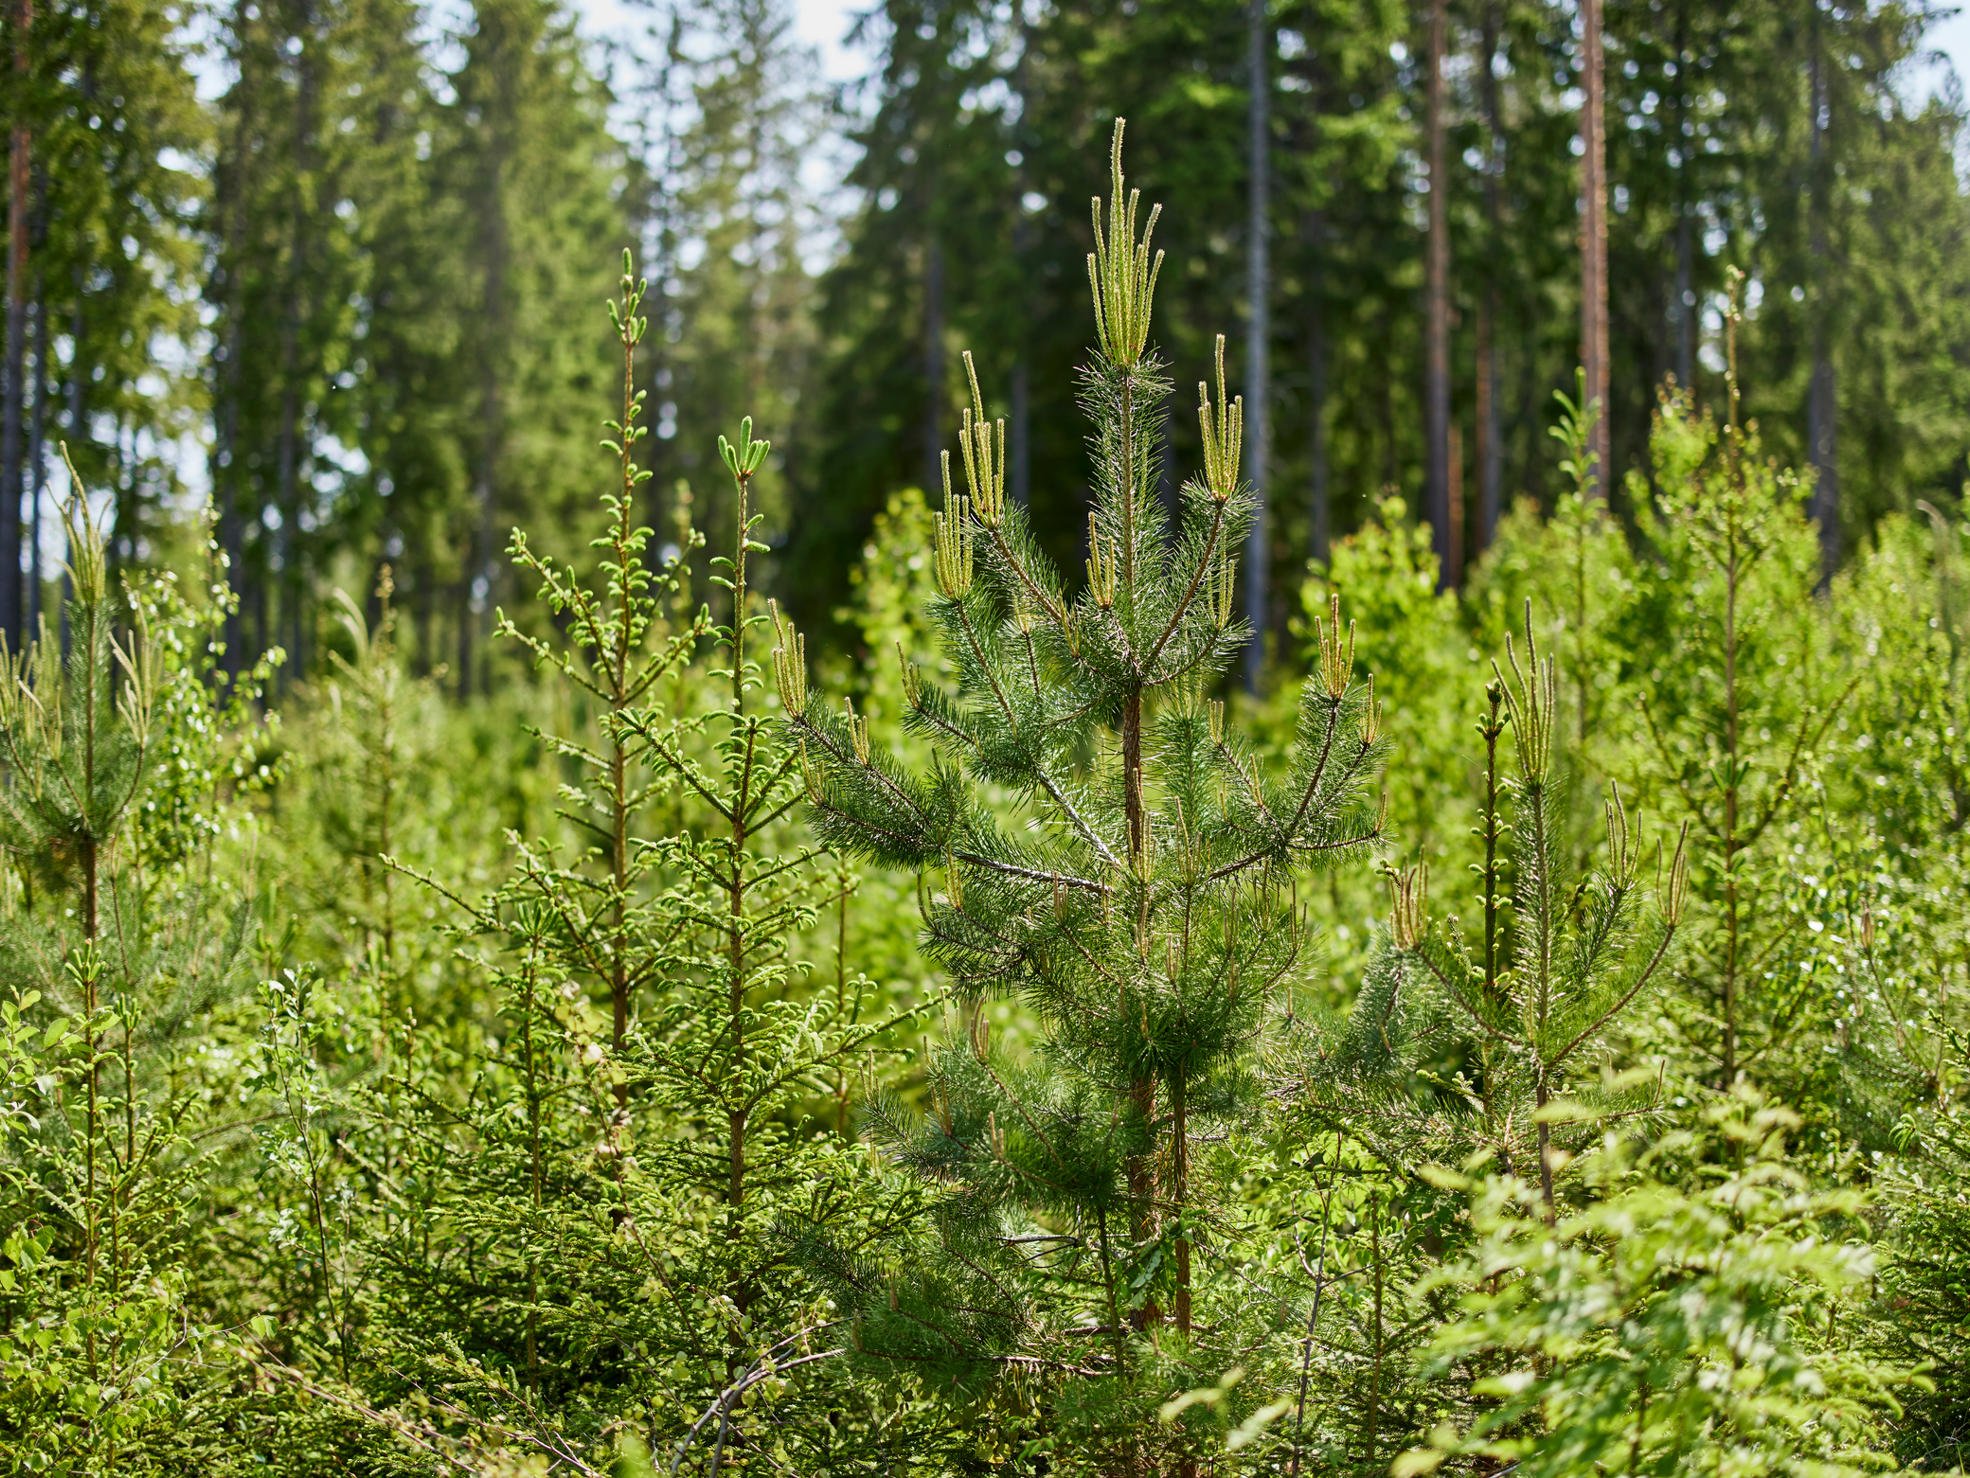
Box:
[3,0,1970,1474]
[3,0,1970,666]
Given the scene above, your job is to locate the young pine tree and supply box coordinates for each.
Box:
[1379,607,1689,1215]
[775,121,1386,1470]
[1265,609,1686,1474]
[0,484,266,1470]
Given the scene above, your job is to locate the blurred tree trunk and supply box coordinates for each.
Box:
[1422,0,1453,584]
[273,0,317,685]
[27,271,44,631]
[921,201,943,500]
[1670,0,1695,394]
[1806,1,1838,580]
[1475,0,1504,553]
[1580,0,1610,497]
[1304,206,1329,565]
[1242,0,1270,691]
[2,0,30,645]
[211,0,252,679]
[1009,0,1032,509]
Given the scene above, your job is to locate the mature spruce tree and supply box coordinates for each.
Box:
[778,121,1386,1470]
[13,0,204,596]
[787,0,1016,620]
[338,0,469,657]
[206,0,366,679]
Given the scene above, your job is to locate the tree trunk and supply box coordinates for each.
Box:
[1242,0,1270,691]
[462,108,512,701]
[1670,0,1695,394]
[2,0,32,645]
[1379,313,1399,490]
[1476,0,1505,551]
[1423,0,1454,584]
[638,9,685,541]
[1579,0,1611,497]
[213,8,252,681]
[60,279,76,649]
[1806,3,1837,581]
[26,272,44,631]
[1009,0,1032,510]
[273,0,318,685]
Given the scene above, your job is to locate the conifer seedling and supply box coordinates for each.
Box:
[773,120,1387,1466]
[1289,604,1689,1222]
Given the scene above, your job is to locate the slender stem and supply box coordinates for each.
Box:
[1094,1199,1125,1375]
[1721,526,1740,1086]
[608,322,635,1100]
[1363,1183,1385,1464]
[1535,1074,1557,1221]
[726,471,754,1342]
[521,937,543,1397]
[1479,688,1506,1128]
[1108,371,1164,1335]
[1288,1141,1341,1478]
[1171,1070,1191,1334]
[834,859,851,1135]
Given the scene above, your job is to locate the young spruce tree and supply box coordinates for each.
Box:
[348,260,914,1475]
[1621,284,1839,1091]
[776,122,1386,1470]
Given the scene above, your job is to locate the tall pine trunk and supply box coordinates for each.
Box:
[1475,1,1505,551]
[213,9,252,680]
[462,127,511,700]
[272,0,318,684]
[1670,0,1696,393]
[61,276,76,645]
[635,8,685,541]
[1579,0,1611,497]
[1008,1,1033,510]
[1422,0,1453,584]
[27,272,44,630]
[1806,4,1837,580]
[1242,0,1270,691]
[2,0,30,645]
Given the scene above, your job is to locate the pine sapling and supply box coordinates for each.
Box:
[1383,605,1689,1215]
[775,120,1386,1466]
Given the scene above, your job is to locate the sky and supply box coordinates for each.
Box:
[1925,6,1970,100]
